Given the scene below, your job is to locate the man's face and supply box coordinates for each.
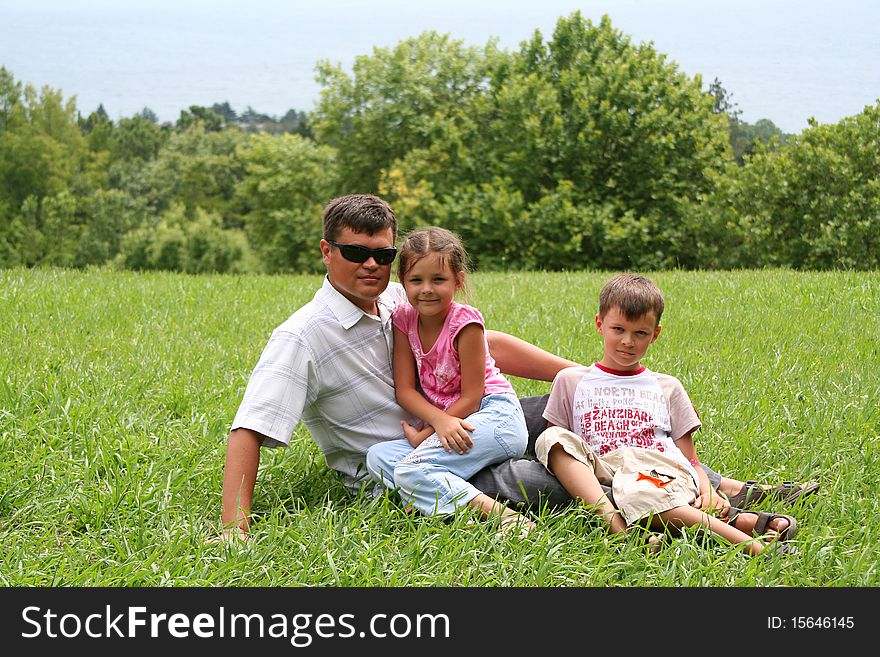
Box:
[321,226,395,313]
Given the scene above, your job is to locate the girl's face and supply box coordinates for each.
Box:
[401,252,463,320]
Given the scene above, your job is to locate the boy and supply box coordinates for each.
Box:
[535,273,797,556]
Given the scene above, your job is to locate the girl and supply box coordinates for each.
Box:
[366,227,534,536]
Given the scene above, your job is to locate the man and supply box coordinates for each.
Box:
[219,193,816,540]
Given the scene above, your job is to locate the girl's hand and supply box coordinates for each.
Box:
[431,414,475,454]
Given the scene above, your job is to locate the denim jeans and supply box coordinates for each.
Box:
[366,393,527,516]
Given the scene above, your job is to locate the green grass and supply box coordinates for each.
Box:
[1,267,878,586]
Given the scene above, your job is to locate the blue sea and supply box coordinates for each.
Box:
[1,0,878,133]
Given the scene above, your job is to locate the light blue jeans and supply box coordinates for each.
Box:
[366,393,528,516]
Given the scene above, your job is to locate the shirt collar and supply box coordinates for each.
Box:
[318,276,386,330]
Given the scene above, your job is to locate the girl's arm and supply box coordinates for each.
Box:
[441,323,485,421]
[392,326,474,453]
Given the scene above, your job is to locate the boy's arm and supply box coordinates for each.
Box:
[676,432,726,514]
[392,326,474,453]
[486,330,580,382]
[219,428,262,540]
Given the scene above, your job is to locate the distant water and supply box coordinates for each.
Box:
[1,0,878,133]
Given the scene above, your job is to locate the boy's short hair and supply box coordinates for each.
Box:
[599,274,665,325]
[322,194,398,242]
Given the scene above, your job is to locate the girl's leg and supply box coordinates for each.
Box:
[392,395,527,517]
[548,444,626,534]
[467,492,535,537]
[655,505,765,555]
[365,438,418,490]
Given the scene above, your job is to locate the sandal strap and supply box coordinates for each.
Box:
[752,510,772,535]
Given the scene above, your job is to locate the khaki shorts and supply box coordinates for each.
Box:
[535,426,698,525]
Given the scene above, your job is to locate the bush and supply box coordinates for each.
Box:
[117,204,250,274]
[695,102,880,269]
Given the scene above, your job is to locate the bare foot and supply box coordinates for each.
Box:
[400,421,420,444]
[496,513,536,540]
[204,528,251,545]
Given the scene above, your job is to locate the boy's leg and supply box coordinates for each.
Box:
[499,394,816,512]
[656,506,763,556]
[548,444,626,534]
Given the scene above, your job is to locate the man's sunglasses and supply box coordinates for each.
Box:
[327,240,397,265]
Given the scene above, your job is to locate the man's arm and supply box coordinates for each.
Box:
[486,330,580,382]
[219,428,263,539]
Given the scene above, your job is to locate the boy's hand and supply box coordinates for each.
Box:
[692,490,730,516]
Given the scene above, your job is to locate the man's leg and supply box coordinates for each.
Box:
[393,394,528,516]
[720,478,820,508]
[470,457,574,510]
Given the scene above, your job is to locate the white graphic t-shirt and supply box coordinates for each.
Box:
[543,363,702,482]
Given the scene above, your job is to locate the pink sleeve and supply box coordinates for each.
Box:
[448,304,485,341]
[392,303,415,334]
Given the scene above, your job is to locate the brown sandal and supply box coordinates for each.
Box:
[724,507,798,542]
[727,480,819,508]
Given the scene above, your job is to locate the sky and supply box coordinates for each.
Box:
[1,0,878,133]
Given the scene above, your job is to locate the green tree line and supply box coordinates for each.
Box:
[1,12,877,273]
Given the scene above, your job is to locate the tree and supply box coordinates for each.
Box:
[312,31,500,193]
[111,115,167,162]
[138,106,159,124]
[138,122,250,221]
[279,108,312,138]
[378,13,731,269]
[210,101,238,123]
[694,102,880,269]
[177,105,224,132]
[80,105,115,153]
[116,203,250,273]
[0,70,93,220]
[235,132,337,272]
[708,77,789,164]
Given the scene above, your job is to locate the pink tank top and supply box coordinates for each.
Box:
[392,301,514,411]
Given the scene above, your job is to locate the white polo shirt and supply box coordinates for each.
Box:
[231,277,410,492]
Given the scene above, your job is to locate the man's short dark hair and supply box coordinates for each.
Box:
[322,194,398,242]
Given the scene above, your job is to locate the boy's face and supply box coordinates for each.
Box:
[595,307,661,372]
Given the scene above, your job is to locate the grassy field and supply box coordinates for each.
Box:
[1,267,878,586]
